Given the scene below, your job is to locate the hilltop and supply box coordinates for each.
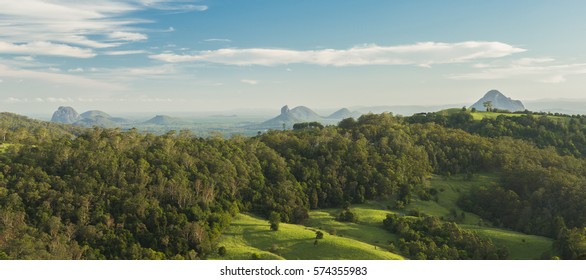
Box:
[470,90,525,112]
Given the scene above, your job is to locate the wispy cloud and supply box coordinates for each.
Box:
[204,38,232,43]
[0,0,206,57]
[103,50,149,56]
[449,57,586,83]
[150,41,526,66]
[0,63,124,90]
[139,0,207,12]
[108,31,149,42]
[0,41,95,58]
[241,79,259,85]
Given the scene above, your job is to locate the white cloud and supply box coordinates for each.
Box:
[241,79,259,85]
[449,58,586,83]
[139,1,208,12]
[0,41,95,58]
[15,56,35,61]
[46,97,74,103]
[150,41,526,66]
[109,31,148,41]
[0,1,205,58]
[0,63,124,90]
[68,68,84,73]
[103,50,148,56]
[204,38,232,43]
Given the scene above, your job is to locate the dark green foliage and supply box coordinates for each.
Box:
[338,208,357,223]
[383,214,508,260]
[269,212,280,231]
[316,231,324,239]
[2,110,586,259]
[218,246,227,256]
[292,122,324,130]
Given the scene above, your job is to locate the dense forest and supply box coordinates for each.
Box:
[1,110,586,259]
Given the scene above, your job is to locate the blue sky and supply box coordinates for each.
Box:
[1,0,586,115]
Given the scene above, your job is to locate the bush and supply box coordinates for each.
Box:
[338,209,357,222]
[316,231,324,239]
[218,246,227,257]
[269,212,280,231]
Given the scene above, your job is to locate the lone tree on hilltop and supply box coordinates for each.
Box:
[483,101,493,112]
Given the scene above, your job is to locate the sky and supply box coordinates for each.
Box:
[1,0,586,115]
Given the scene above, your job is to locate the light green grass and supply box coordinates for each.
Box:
[307,205,401,252]
[407,173,553,259]
[216,173,554,260]
[470,111,521,120]
[404,173,498,225]
[214,213,404,260]
[461,225,553,259]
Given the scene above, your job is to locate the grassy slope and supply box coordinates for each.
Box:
[408,174,553,259]
[214,213,404,260]
[216,173,553,260]
[470,111,521,120]
[307,205,401,253]
[439,108,570,122]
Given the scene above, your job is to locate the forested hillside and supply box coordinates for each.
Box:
[1,111,585,259]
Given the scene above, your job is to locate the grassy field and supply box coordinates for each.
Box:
[214,213,404,260]
[470,111,522,120]
[404,173,498,225]
[406,173,554,259]
[461,225,553,259]
[306,205,402,253]
[439,107,570,122]
[216,173,553,260]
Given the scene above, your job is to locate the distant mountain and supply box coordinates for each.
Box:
[51,106,81,124]
[288,106,322,120]
[80,110,111,119]
[470,90,525,112]
[75,116,120,128]
[261,106,317,128]
[326,108,361,119]
[143,115,182,125]
[51,107,130,128]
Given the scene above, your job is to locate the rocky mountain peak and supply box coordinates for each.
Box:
[51,106,81,124]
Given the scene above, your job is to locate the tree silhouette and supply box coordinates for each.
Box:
[483,101,493,112]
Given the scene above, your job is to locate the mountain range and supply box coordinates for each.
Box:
[51,107,130,128]
[260,105,362,129]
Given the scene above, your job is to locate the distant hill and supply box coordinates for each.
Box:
[143,115,183,125]
[80,110,111,119]
[470,90,525,112]
[261,105,361,129]
[51,106,81,124]
[75,115,120,128]
[261,105,322,128]
[326,108,361,119]
[51,107,130,128]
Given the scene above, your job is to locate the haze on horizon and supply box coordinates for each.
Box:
[1,0,586,115]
